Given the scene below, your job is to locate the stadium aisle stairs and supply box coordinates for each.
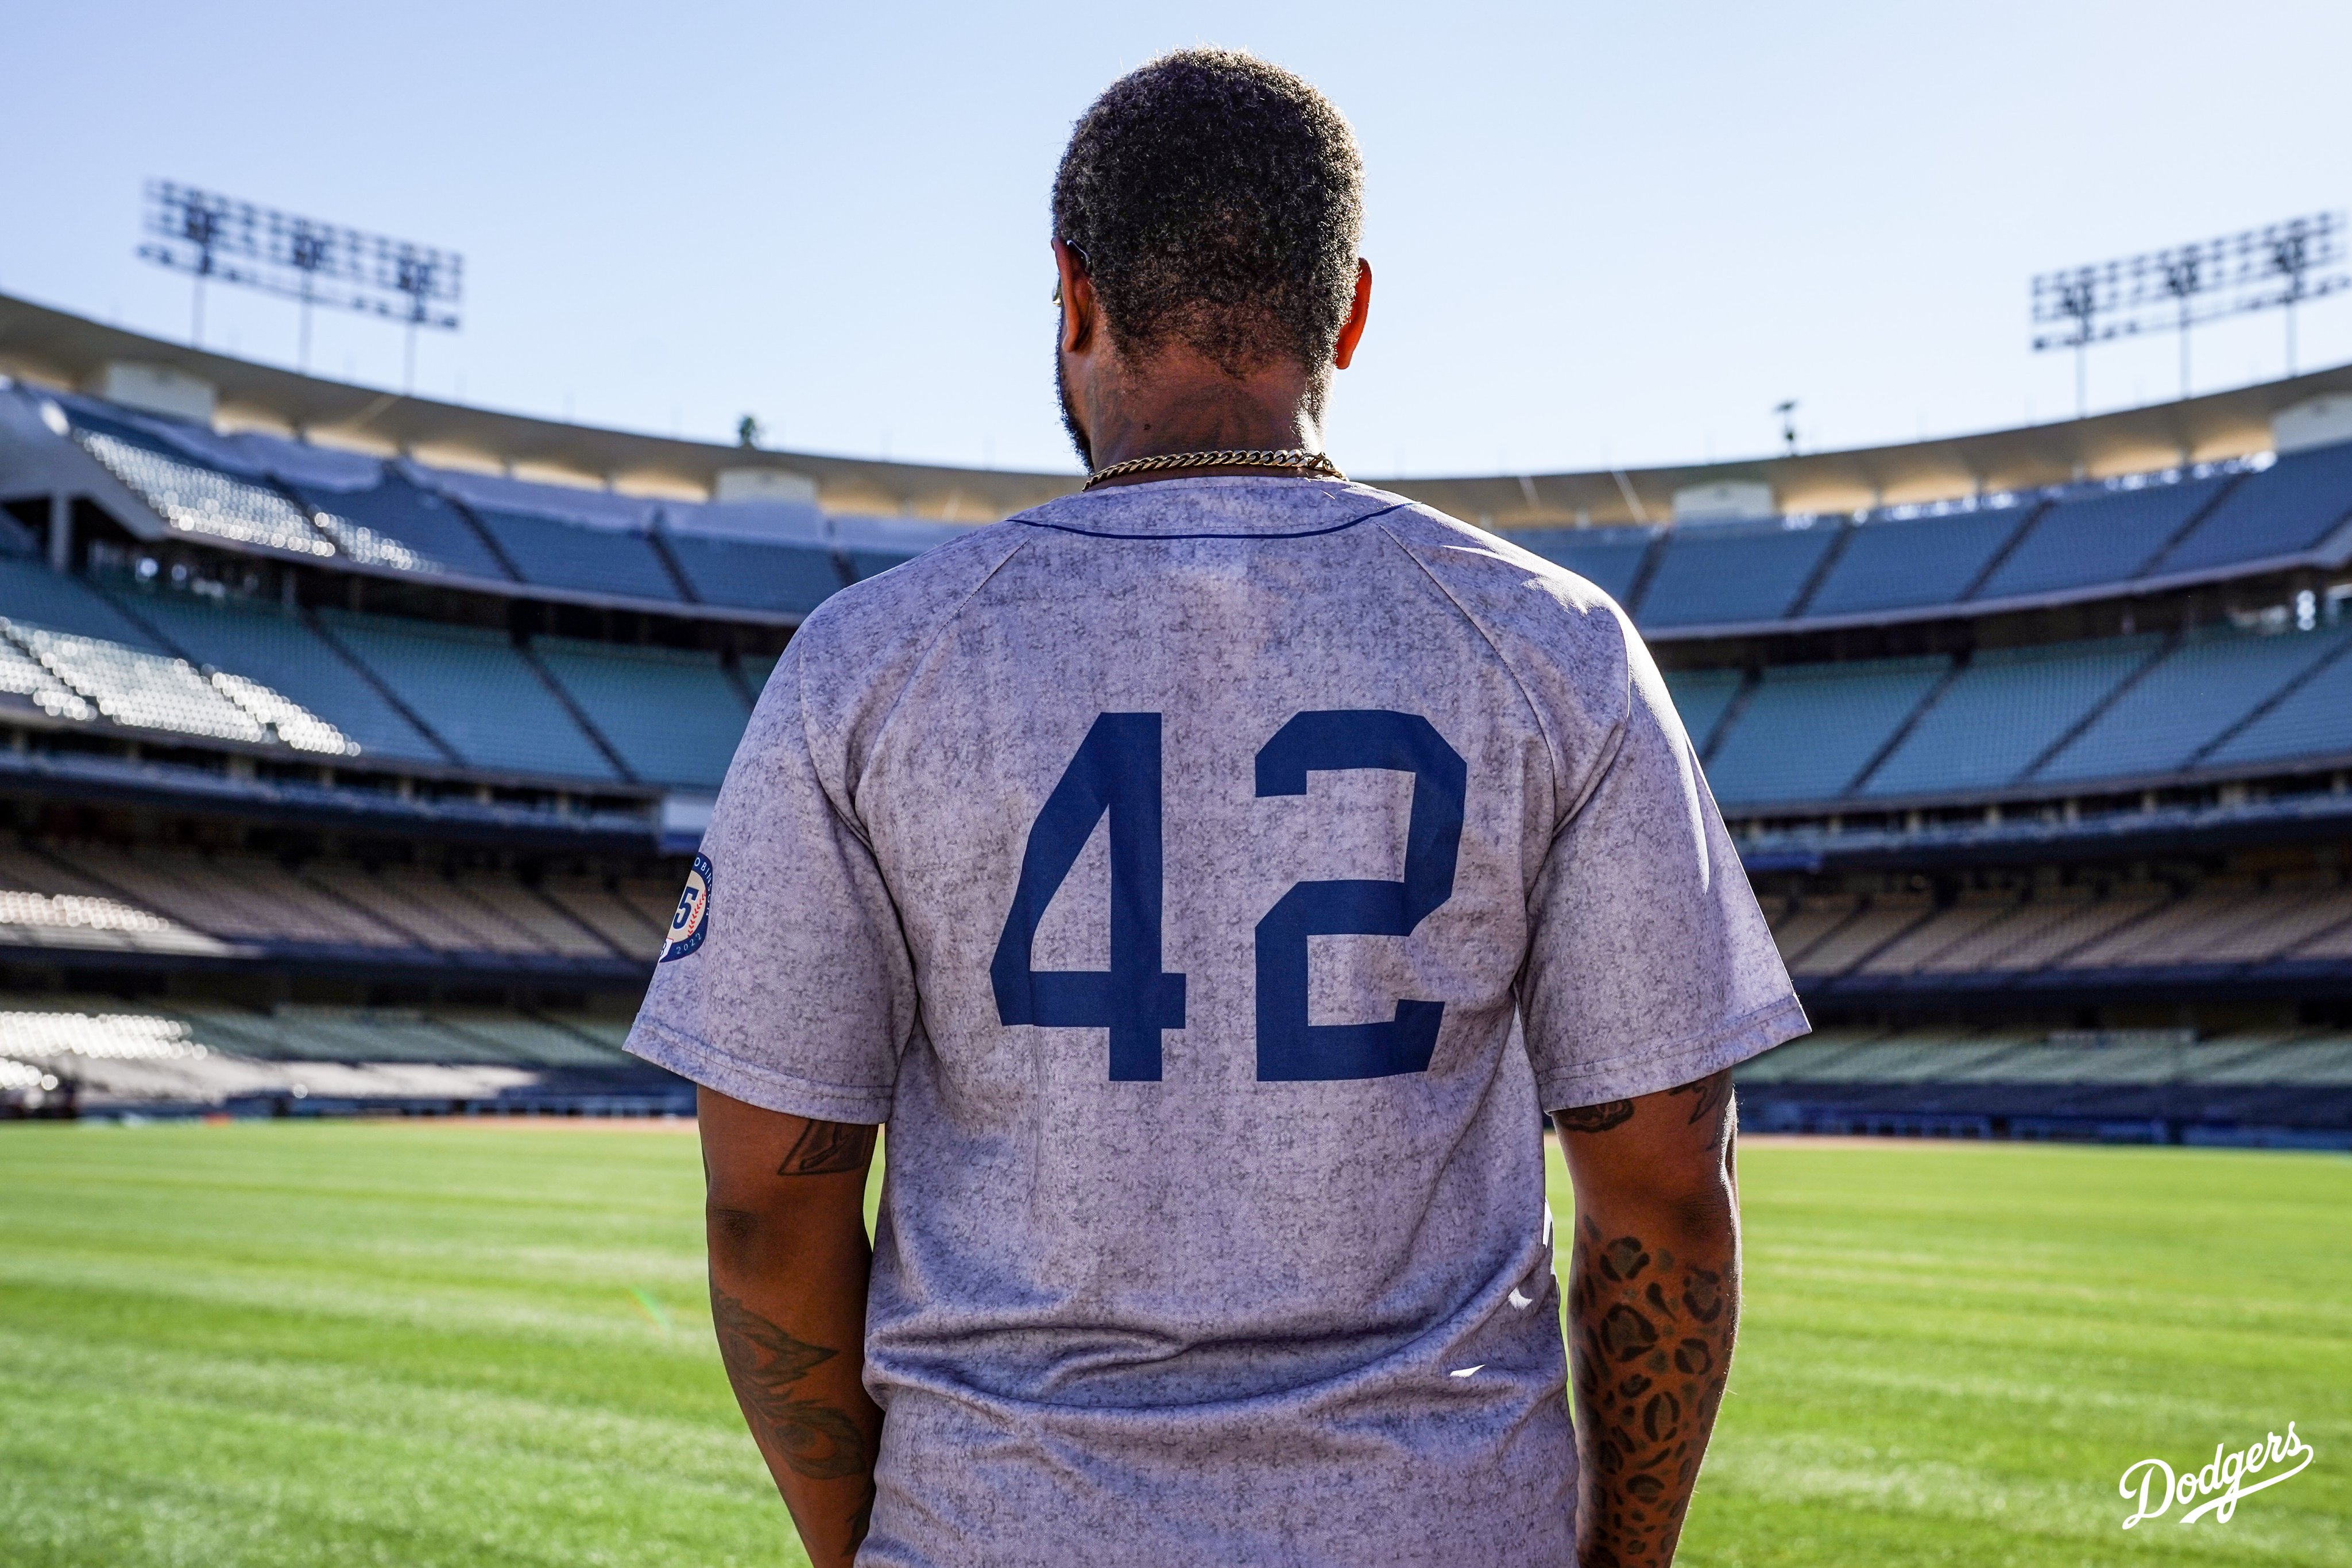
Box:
[1510,526,1655,605]
[2150,439,2352,575]
[1633,521,1838,628]
[2034,622,2352,784]
[103,588,448,763]
[1972,474,2231,599]
[1705,657,1949,806]
[1859,637,2164,797]
[532,637,752,791]
[314,610,619,781]
[1802,506,2032,618]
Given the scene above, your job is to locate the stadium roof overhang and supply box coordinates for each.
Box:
[6,287,2351,528]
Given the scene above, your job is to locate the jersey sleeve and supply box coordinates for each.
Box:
[624,638,914,1124]
[1518,622,1806,1112]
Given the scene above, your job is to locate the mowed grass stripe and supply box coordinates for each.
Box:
[4,1122,2347,1566]
[1574,1143,2350,1567]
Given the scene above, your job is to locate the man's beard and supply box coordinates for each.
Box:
[1055,337,1092,470]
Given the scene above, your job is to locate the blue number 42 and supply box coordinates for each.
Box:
[991,710,1466,1083]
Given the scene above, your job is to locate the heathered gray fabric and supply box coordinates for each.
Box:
[628,477,1805,1567]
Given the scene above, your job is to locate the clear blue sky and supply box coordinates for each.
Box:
[8,2,2352,478]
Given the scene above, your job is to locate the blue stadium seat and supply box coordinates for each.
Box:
[1635,521,1838,628]
[1859,637,2161,797]
[532,638,751,790]
[106,590,447,764]
[1704,656,1949,806]
[2201,637,2352,771]
[466,508,683,602]
[1803,508,2033,617]
[1662,667,1743,753]
[51,396,334,560]
[283,469,513,582]
[2034,623,2352,784]
[661,533,844,615]
[738,653,780,699]
[2148,441,2352,576]
[1972,475,2229,600]
[1508,526,1657,605]
[844,548,919,583]
[0,559,171,649]
[315,610,618,781]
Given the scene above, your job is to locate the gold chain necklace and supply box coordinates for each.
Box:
[1082,447,1346,491]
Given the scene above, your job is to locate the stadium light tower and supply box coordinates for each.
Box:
[2032,212,2347,413]
[139,181,463,390]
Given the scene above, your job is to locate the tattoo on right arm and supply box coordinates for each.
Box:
[1554,1099,1635,1134]
[776,1120,876,1177]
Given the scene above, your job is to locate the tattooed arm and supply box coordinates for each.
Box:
[1553,1069,1740,1568]
[699,1085,884,1568]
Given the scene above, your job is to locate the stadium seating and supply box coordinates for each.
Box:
[540,872,671,960]
[1972,474,2231,600]
[843,547,919,583]
[3,622,270,745]
[1788,891,1933,975]
[1631,520,1839,627]
[2201,634,2352,770]
[1853,888,2025,975]
[107,589,448,763]
[1765,871,2352,985]
[53,396,335,560]
[1661,667,1743,753]
[0,843,228,956]
[0,997,672,1116]
[1801,505,2034,618]
[417,469,682,602]
[1859,637,2162,797]
[1734,1024,2352,1143]
[0,556,172,648]
[466,505,684,602]
[1704,656,1949,805]
[0,836,684,965]
[531,638,751,790]
[315,610,618,780]
[2149,440,2352,575]
[660,531,845,614]
[0,567,366,756]
[287,466,513,580]
[1511,526,1655,603]
[2034,622,2352,783]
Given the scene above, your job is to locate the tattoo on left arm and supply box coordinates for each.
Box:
[1569,1217,1733,1566]
[710,1285,873,1484]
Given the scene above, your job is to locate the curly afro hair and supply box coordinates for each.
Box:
[1052,49,1364,378]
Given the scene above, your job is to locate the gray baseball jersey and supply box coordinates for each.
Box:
[628,477,1804,1567]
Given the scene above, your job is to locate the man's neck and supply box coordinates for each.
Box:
[1081,350,1324,481]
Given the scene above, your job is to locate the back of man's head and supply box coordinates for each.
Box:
[1053,49,1363,383]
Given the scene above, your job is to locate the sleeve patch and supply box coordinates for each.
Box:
[660,853,713,962]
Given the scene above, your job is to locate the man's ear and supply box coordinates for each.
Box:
[1332,258,1372,370]
[1053,239,1096,355]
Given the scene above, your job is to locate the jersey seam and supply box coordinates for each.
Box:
[1371,518,1566,830]
[1535,992,1806,1108]
[835,528,1038,812]
[629,1013,895,1118]
[1013,498,1414,542]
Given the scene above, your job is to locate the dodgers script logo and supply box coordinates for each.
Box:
[662,853,713,962]
[2119,1422,2315,1527]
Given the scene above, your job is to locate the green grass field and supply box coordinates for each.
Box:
[0,1122,2343,1567]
